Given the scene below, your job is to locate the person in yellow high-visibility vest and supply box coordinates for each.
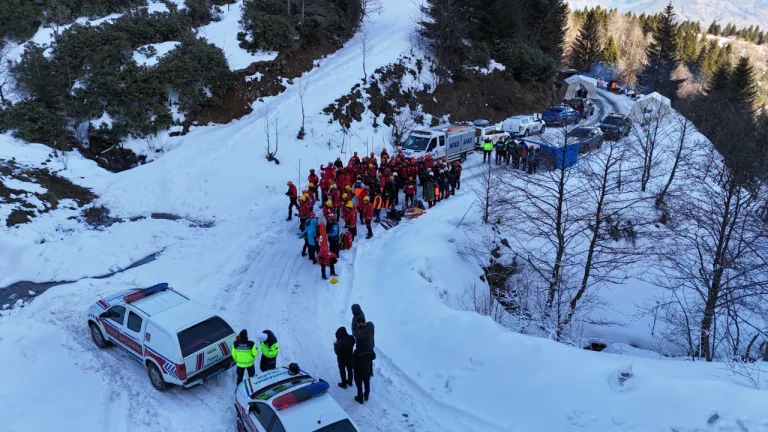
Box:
[232,329,258,385]
[258,330,280,372]
[482,139,494,164]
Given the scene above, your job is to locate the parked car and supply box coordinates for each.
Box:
[87,283,237,391]
[235,366,359,432]
[566,98,595,118]
[473,119,510,150]
[502,114,545,137]
[542,106,581,126]
[599,113,632,140]
[567,126,604,153]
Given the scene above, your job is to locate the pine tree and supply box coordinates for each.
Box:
[678,28,699,65]
[602,35,619,64]
[707,21,719,35]
[639,3,681,97]
[708,64,732,95]
[730,56,757,113]
[569,8,602,72]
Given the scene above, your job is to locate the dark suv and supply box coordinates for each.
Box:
[599,113,631,140]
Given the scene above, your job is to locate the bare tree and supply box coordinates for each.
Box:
[555,138,648,338]
[297,77,309,140]
[468,159,501,225]
[360,26,373,84]
[0,44,17,105]
[629,97,674,192]
[657,111,695,203]
[263,106,288,164]
[461,282,508,325]
[651,142,768,361]
[44,0,72,36]
[390,108,417,147]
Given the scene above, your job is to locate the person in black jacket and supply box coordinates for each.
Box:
[351,304,366,337]
[353,316,375,403]
[334,327,355,389]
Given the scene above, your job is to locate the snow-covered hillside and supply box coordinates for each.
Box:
[567,0,768,30]
[2,0,768,430]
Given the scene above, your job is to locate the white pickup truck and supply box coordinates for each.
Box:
[502,114,546,137]
[87,283,237,391]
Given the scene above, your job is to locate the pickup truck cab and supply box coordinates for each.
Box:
[87,283,237,391]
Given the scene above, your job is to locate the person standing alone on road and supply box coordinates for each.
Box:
[285,181,298,221]
[258,330,279,372]
[232,329,258,385]
[334,327,355,389]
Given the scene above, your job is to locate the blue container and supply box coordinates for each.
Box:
[520,139,579,170]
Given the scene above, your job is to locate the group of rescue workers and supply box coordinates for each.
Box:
[231,304,376,404]
[480,136,541,174]
[285,147,464,280]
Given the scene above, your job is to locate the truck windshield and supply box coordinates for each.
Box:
[177,316,234,358]
[403,135,429,151]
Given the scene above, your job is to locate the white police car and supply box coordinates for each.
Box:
[87,283,237,391]
[235,365,359,432]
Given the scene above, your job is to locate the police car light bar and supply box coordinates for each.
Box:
[124,283,169,303]
[272,380,329,410]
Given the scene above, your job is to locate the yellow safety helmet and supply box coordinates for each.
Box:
[346,201,354,208]
[308,182,315,187]
[368,164,373,168]
[326,200,333,207]
[363,196,370,202]
[303,193,310,199]
[342,193,348,199]
[298,195,306,201]
[345,185,351,191]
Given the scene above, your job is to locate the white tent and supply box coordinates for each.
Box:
[559,74,597,99]
[630,92,671,125]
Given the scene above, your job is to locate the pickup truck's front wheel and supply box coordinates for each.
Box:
[148,363,168,391]
[90,323,109,349]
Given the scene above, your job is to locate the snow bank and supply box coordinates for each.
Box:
[195,0,277,70]
[351,197,768,431]
[132,41,180,67]
[1,178,47,194]
[0,323,109,431]
[146,0,169,13]
[90,112,114,129]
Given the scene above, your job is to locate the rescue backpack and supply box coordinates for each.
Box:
[342,232,354,250]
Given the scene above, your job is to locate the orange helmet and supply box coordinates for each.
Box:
[408,177,413,181]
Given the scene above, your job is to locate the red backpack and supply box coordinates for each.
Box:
[342,232,354,250]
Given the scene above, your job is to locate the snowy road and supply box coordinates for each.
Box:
[2,5,767,431]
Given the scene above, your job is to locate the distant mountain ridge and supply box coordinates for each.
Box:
[568,0,768,29]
